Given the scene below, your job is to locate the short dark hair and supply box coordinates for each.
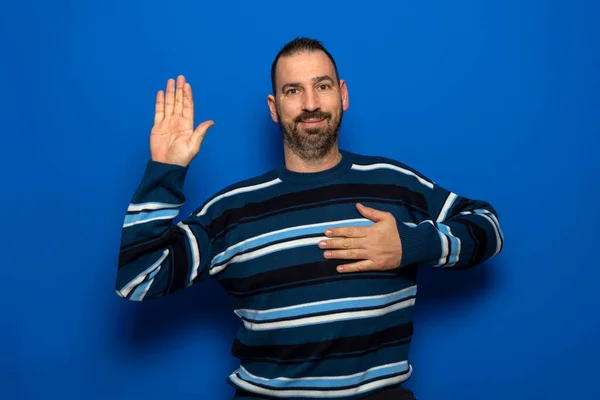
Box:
[270,37,340,94]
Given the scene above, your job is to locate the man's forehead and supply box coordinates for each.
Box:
[276,51,336,82]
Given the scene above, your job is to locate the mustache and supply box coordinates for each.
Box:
[294,110,331,123]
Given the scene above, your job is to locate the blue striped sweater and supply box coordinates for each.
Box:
[116,149,504,399]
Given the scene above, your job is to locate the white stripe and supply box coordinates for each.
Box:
[177,222,201,285]
[420,220,448,267]
[229,365,412,398]
[127,201,182,212]
[197,178,282,216]
[460,210,504,256]
[242,298,415,331]
[351,163,434,189]
[235,285,416,317]
[436,192,458,222]
[239,360,407,383]
[129,277,155,301]
[211,218,370,267]
[210,236,326,276]
[474,209,505,243]
[473,210,503,256]
[118,249,168,297]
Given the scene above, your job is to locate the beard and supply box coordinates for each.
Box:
[277,105,343,162]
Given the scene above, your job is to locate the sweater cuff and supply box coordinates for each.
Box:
[396,221,437,268]
[143,160,189,189]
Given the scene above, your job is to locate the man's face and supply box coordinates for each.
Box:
[268,50,349,160]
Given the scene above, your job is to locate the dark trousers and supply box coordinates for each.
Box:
[363,386,416,399]
[233,385,416,399]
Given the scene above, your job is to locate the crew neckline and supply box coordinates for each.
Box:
[275,149,354,185]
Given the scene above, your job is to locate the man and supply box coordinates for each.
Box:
[116,37,504,399]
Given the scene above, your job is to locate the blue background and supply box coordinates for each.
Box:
[2,0,599,399]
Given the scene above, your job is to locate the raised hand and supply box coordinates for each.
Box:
[150,75,214,167]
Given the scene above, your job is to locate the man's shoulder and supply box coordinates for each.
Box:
[190,167,281,218]
[343,149,433,184]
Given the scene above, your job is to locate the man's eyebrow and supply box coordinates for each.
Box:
[313,75,334,83]
[281,75,335,92]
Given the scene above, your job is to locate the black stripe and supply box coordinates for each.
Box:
[119,230,171,266]
[231,323,413,364]
[166,229,191,294]
[118,225,191,293]
[219,260,408,297]
[207,184,429,240]
[453,218,486,269]
[449,197,472,216]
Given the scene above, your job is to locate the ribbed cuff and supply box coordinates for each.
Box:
[396,221,436,268]
[144,160,189,189]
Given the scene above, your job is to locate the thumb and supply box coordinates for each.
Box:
[356,203,387,222]
[192,120,215,149]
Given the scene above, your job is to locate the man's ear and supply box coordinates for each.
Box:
[267,94,278,122]
[340,79,349,111]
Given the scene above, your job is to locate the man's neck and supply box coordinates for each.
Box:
[283,145,342,173]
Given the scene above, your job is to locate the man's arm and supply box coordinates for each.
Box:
[397,182,504,270]
[116,161,211,301]
[116,74,215,299]
[321,180,503,272]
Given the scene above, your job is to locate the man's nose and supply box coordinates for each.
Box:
[302,90,320,111]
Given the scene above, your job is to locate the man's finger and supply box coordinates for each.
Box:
[325,226,368,238]
[356,203,390,222]
[164,78,175,117]
[192,120,215,150]
[174,75,185,116]
[324,248,367,260]
[336,260,377,273]
[154,90,165,125]
[183,82,194,122]
[318,237,365,250]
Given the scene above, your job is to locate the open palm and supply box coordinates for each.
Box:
[150,75,214,167]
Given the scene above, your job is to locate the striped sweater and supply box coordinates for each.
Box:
[116,149,504,399]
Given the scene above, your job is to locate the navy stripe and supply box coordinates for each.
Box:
[215,241,327,279]
[211,232,324,271]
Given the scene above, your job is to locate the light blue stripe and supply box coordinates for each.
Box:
[211,219,374,267]
[236,286,416,322]
[210,238,323,274]
[129,266,162,300]
[437,223,459,266]
[123,209,179,226]
[238,361,409,389]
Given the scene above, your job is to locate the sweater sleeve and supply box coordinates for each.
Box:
[396,181,504,270]
[115,160,212,301]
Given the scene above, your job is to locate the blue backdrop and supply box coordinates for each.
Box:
[2,0,599,399]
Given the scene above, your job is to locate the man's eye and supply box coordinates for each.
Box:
[319,84,331,90]
[286,88,298,95]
